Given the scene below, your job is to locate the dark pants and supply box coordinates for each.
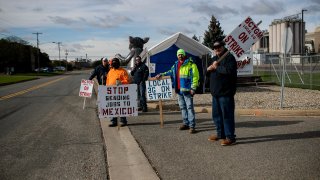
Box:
[111,117,127,125]
[137,82,147,109]
[212,96,236,140]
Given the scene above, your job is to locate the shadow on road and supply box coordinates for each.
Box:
[236,120,303,128]
[237,130,320,144]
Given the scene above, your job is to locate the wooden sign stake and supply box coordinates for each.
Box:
[83,97,86,109]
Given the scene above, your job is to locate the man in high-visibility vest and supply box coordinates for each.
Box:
[156,49,199,134]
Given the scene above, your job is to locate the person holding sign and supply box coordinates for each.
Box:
[89,57,110,85]
[155,49,199,134]
[206,40,237,146]
[106,58,131,127]
[130,56,149,112]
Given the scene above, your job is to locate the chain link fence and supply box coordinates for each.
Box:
[253,54,320,90]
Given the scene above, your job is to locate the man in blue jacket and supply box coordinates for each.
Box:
[207,40,237,146]
[156,49,199,134]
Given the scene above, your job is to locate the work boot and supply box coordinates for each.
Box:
[179,124,190,130]
[208,134,220,142]
[189,128,196,134]
[220,139,237,146]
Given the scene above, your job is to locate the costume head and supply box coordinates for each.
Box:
[129,36,149,50]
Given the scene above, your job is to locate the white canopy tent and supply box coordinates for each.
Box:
[142,32,213,59]
[140,32,214,93]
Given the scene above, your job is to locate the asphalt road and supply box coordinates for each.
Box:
[0,71,108,179]
[127,111,320,180]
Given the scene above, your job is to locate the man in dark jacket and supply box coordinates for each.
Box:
[206,40,237,146]
[130,56,149,112]
[89,57,110,85]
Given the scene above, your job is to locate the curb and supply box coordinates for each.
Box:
[93,80,159,180]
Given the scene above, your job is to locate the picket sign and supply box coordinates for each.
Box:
[97,84,138,119]
[147,76,172,128]
[79,79,94,109]
[211,17,263,75]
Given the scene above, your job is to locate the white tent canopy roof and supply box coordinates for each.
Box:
[147,32,214,57]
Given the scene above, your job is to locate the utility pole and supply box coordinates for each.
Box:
[52,42,62,68]
[65,49,68,72]
[33,32,42,73]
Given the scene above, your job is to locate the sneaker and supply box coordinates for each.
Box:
[179,124,190,130]
[208,135,220,141]
[108,123,118,127]
[189,128,196,134]
[220,139,236,146]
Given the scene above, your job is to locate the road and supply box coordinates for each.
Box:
[0,71,108,179]
[128,111,320,180]
[1,70,320,180]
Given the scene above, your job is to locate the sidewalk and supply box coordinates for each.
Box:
[93,82,320,179]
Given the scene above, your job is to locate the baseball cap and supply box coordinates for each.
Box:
[102,57,108,62]
[213,40,225,49]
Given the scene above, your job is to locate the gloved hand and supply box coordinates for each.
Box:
[155,74,162,79]
[190,89,195,96]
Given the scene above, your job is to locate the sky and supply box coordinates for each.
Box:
[0,0,319,61]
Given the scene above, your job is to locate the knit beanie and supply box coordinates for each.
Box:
[177,49,186,56]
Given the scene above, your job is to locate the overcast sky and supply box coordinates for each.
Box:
[0,0,319,60]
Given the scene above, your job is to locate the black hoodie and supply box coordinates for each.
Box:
[206,48,237,97]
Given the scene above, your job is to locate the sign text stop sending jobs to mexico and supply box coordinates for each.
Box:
[98,84,138,118]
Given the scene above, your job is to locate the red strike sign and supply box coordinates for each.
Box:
[79,79,94,98]
[224,16,263,59]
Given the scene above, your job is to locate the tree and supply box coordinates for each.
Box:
[5,36,29,45]
[91,60,101,68]
[0,38,51,73]
[203,15,225,50]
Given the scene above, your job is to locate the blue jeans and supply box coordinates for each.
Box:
[212,96,236,140]
[137,82,147,108]
[177,93,196,128]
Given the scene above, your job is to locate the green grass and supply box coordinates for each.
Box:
[0,75,38,85]
[0,72,64,85]
[254,71,320,90]
[15,72,65,76]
